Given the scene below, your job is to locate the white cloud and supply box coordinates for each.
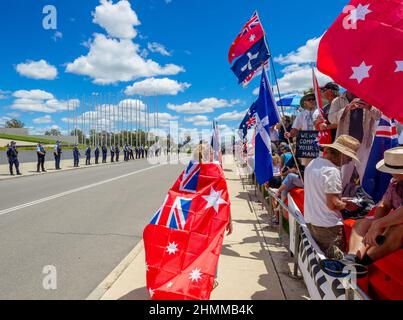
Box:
[0,116,11,126]
[6,112,20,118]
[274,37,322,65]
[215,110,246,121]
[92,0,140,39]
[184,115,210,127]
[66,1,184,84]
[277,65,332,94]
[66,34,184,85]
[0,89,10,100]
[270,36,333,95]
[125,77,190,96]
[33,115,52,124]
[167,98,241,114]
[16,60,58,80]
[147,42,171,56]
[10,90,79,113]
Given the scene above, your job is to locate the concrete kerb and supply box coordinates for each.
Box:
[86,241,145,300]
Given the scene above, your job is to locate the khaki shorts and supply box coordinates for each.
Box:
[307,224,346,259]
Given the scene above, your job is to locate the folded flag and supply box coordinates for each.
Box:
[231,37,270,85]
[254,69,280,185]
[228,11,264,64]
[362,115,399,202]
[143,161,231,300]
[238,102,257,139]
[317,0,403,122]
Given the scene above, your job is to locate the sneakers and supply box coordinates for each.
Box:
[319,258,368,279]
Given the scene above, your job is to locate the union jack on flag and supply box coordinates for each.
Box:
[150,195,192,230]
[239,11,261,37]
[179,161,201,193]
[247,116,256,129]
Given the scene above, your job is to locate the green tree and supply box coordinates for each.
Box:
[5,119,25,128]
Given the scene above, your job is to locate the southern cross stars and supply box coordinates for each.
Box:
[189,268,202,282]
[350,61,372,84]
[166,241,179,255]
[249,34,256,42]
[149,288,155,298]
[350,3,372,24]
[202,187,227,213]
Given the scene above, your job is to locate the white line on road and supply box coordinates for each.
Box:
[0,162,169,217]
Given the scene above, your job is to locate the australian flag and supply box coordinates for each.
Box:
[238,102,257,139]
[362,115,399,202]
[231,37,270,85]
[254,68,280,185]
[180,161,201,193]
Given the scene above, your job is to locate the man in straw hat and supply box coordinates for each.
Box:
[320,147,403,278]
[304,134,362,259]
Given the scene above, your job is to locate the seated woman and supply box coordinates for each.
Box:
[276,155,304,202]
[321,147,403,277]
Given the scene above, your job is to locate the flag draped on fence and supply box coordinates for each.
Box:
[317,0,403,122]
[362,115,399,202]
[143,161,230,300]
[254,69,280,185]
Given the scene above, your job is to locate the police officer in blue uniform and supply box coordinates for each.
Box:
[102,144,107,163]
[54,140,62,170]
[94,145,100,164]
[129,145,134,160]
[110,144,115,162]
[124,144,129,162]
[115,143,120,162]
[85,145,91,165]
[73,144,80,167]
[6,141,21,176]
[36,142,46,173]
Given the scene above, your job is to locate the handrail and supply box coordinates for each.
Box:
[239,168,370,300]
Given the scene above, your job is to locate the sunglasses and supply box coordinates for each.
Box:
[305,98,316,102]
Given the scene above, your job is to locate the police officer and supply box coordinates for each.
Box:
[110,144,115,162]
[85,145,91,165]
[141,145,145,158]
[129,145,134,160]
[94,145,100,164]
[135,146,139,159]
[54,140,62,170]
[102,144,108,163]
[115,143,120,162]
[6,141,21,176]
[145,145,149,158]
[36,142,46,173]
[73,144,81,167]
[123,143,128,162]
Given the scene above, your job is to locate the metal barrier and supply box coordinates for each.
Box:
[238,167,369,300]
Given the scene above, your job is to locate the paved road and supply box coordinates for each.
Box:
[0,157,186,299]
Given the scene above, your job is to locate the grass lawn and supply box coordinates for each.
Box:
[0,133,61,145]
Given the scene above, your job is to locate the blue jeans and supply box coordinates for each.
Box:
[281,173,304,198]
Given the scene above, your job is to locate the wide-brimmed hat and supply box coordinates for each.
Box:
[10,141,16,145]
[322,135,360,162]
[300,88,316,108]
[321,82,340,92]
[376,147,403,174]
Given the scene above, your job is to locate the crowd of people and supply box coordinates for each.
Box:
[262,82,403,277]
[5,140,161,176]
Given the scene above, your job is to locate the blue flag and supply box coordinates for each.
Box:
[362,116,399,202]
[231,37,270,84]
[254,69,280,185]
[238,102,257,139]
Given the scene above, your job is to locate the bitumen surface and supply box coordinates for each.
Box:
[0,157,185,299]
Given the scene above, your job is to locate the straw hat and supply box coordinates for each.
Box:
[300,88,316,109]
[376,147,403,174]
[322,135,360,162]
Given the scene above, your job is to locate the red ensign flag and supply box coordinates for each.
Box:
[317,0,403,122]
[143,161,230,300]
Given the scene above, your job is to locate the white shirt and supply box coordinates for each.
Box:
[269,127,279,142]
[304,157,343,227]
[292,109,319,131]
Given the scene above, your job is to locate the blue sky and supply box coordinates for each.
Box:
[0,0,346,136]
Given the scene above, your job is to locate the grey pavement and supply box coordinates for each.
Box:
[0,157,185,299]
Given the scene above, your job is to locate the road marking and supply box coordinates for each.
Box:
[0,163,169,217]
